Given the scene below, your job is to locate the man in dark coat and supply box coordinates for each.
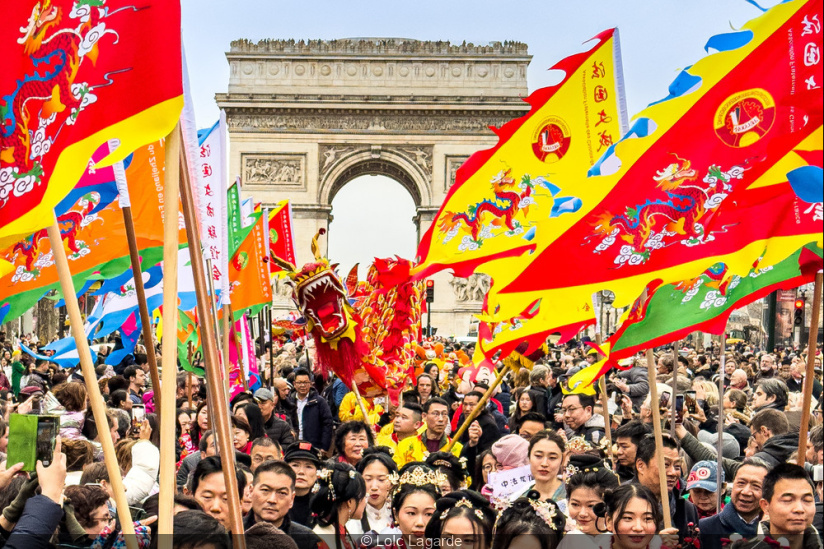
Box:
[546,367,565,428]
[254,388,296,447]
[290,369,333,453]
[24,360,51,393]
[245,460,321,549]
[728,464,820,549]
[676,409,796,481]
[635,433,699,544]
[455,390,500,452]
[699,458,769,549]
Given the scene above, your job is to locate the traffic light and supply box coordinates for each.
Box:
[425,279,434,303]
[794,298,805,326]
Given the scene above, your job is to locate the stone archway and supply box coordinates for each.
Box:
[217,38,531,336]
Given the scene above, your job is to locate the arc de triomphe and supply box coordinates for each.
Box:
[216,38,530,337]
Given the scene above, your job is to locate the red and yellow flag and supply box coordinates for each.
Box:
[229,211,272,315]
[414,29,626,279]
[0,0,183,259]
[267,200,296,276]
[479,0,823,362]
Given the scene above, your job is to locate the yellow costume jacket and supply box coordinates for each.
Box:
[393,431,463,468]
[338,392,383,424]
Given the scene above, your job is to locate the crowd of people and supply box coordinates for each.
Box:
[0,331,821,549]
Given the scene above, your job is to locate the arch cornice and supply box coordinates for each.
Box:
[318,147,432,207]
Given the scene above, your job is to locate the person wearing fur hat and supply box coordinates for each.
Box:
[284,441,322,528]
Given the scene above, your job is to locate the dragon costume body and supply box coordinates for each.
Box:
[277,230,424,404]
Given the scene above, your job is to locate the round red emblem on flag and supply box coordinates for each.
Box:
[714,88,776,148]
[532,117,572,163]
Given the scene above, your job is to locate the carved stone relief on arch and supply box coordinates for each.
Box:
[450,273,491,303]
[241,153,306,190]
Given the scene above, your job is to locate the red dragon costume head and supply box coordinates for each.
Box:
[273,230,423,405]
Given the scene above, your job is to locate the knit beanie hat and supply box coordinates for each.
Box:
[491,434,529,468]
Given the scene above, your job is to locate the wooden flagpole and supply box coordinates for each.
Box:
[445,363,511,452]
[47,219,138,549]
[646,348,672,528]
[671,342,679,438]
[122,205,162,418]
[351,381,372,428]
[178,135,246,541]
[595,335,614,466]
[157,124,181,538]
[798,272,822,461]
[716,337,726,512]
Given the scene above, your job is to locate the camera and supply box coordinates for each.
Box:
[813,464,823,482]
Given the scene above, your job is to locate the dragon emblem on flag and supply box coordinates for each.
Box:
[438,168,582,252]
[588,156,747,266]
[1,1,116,202]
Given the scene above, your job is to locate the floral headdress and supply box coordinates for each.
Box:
[492,491,563,532]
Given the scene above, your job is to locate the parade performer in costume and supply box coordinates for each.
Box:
[393,397,464,467]
[272,230,424,408]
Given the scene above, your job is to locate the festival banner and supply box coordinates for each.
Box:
[53,144,128,218]
[228,211,272,316]
[0,0,183,259]
[105,312,142,367]
[414,28,626,279]
[0,140,181,323]
[567,242,824,391]
[177,309,202,375]
[226,182,255,258]
[20,340,97,370]
[267,200,297,274]
[228,313,261,399]
[85,265,164,338]
[478,0,823,361]
[195,115,228,290]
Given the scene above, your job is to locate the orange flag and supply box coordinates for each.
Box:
[229,212,272,315]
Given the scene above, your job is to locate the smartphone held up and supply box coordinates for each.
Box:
[7,414,59,472]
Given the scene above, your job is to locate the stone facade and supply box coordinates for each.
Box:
[217,38,531,337]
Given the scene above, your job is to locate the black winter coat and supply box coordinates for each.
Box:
[290,388,334,451]
[263,413,296,448]
[457,408,501,453]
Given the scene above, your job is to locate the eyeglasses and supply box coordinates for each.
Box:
[91,514,115,526]
[426,412,450,418]
[294,380,312,386]
[482,462,501,473]
[560,406,582,414]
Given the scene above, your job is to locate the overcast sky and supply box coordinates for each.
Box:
[182,0,774,275]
